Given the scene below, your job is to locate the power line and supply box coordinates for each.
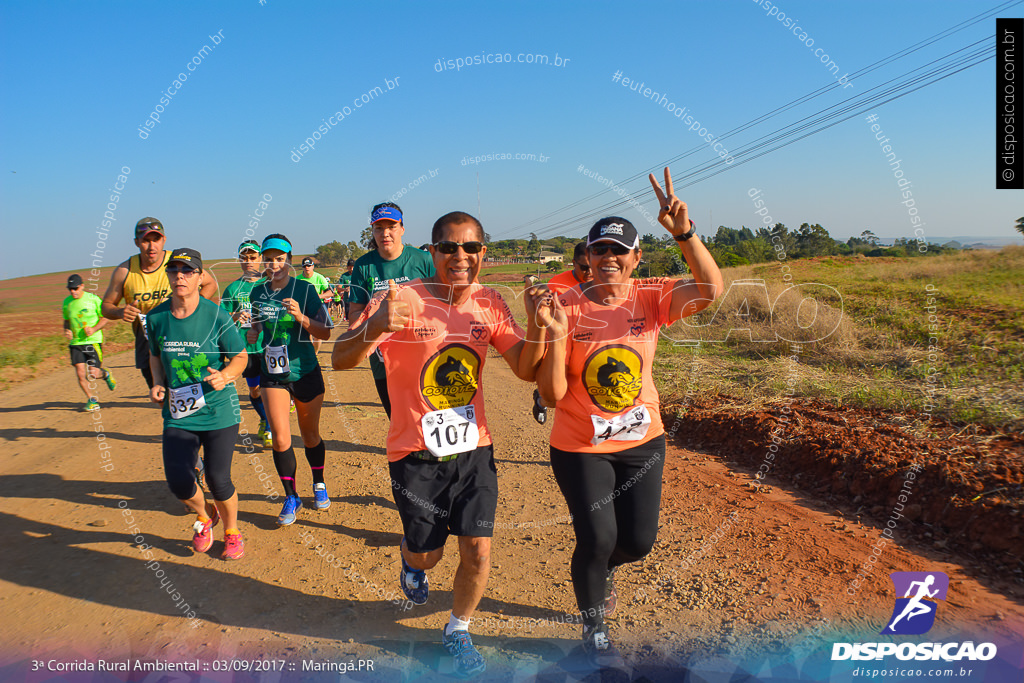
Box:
[495,0,1020,241]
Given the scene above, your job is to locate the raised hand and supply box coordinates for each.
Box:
[648,166,690,238]
[372,279,410,335]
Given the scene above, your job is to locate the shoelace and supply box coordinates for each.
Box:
[192,520,208,534]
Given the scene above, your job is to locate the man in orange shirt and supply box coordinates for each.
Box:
[332,211,553,678]
[546,242,591,294]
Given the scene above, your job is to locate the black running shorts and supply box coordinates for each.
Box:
[388,444,498,553]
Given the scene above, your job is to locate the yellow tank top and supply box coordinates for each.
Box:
[123,252,171,315]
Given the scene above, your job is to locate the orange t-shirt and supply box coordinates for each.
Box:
[547,269,585,294]
[550,278,674,453]
[357,281,525,461]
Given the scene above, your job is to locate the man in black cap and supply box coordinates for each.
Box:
[101,217,218,388]
[297,257,333,353]
[64,273,116,411]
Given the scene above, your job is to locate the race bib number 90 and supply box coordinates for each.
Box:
[265,345,290,375]
[421,405,480,458]
[169,383,206,420]
[590,405,652,445]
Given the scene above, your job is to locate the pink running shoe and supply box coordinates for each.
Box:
[191,506,220,553]
[222,531,245,560]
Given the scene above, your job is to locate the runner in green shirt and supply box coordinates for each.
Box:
[62,273,116,411]
[337,259,355,321]
[220,240,273,448]
[146,248,248,560]
[248,234,334,526]
[348,202,435,418]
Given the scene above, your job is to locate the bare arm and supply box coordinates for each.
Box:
[149,352,167,404]
[331,281,407,370]
[535,297,569,404]
[648,167,724,322]
[100,262,131,320]
[200,273,219,303]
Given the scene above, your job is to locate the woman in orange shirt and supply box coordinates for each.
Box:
[537,168,724,668]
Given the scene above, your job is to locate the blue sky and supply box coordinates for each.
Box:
[1,0,1021,279]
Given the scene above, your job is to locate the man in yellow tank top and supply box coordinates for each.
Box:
[102,217,219,387]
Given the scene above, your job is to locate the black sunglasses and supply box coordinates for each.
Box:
[433,241,484,254]
[166,265,198,275]
[589,243,631,256]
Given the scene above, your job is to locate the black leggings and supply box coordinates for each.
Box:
[163,425,239,501]
[550,434,666,626]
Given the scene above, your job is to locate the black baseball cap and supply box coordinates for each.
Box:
[67,274,83,289]
[135,217,165,239]
[301,257,314,267]
[587,217,639,250]
[167,248,203,270]
[346,259,355,266]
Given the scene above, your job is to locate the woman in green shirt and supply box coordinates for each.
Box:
[248,234,334,526]
[146,249,248,560]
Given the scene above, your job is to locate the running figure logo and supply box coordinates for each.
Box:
[881,571,949,635]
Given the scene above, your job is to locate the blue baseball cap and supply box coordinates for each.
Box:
[371,206,402,224]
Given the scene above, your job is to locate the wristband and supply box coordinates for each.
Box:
[674,219,697,242]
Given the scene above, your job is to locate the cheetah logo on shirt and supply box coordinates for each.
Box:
[421,344,480,410]
[583,345,643,413]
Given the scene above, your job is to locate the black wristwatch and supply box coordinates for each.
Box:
[674,219,697,242]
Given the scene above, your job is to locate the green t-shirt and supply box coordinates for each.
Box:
[146,298,244,431]
[337,272,353,302]
[250,276,332,382]
[349,246,435,380]
[297,271,332,301]
[220,276,265,354]
[63,291,104,346]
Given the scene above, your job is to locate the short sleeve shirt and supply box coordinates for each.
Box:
[354,281,524,461]
[250,276,333,382]
[146,298,245,431]
[547,269,585,295]
[349,246,436,379]
[550,279,674,453]
[220,276,264,354]
[63,292,104,346]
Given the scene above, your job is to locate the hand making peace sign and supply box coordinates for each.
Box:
[648,166,690,238]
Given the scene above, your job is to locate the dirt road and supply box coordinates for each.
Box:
[1,348,1022,682]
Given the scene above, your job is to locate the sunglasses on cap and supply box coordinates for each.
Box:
[589,243,631,256]
[433,241,484,254]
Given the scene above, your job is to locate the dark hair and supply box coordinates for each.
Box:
[262,233,292,254]
[573,242,587,259]
[431,211,484,243]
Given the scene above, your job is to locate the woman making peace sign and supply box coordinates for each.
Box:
[536,168,724,668]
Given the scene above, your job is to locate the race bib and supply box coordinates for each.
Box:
[138,313,148,340]
[168,383,206,420]
[265,345,290,374]
[420,405,480,458]
[590,405,652,445]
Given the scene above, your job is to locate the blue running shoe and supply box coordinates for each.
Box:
[313,483,331,510]
[277,494,302,526]
[442,628,486,678]
[400,554,428,605]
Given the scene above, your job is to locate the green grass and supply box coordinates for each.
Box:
[0,323,135,369]
[655,247,1024,429]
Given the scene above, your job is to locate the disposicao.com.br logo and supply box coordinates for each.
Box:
[832,571,998,662]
